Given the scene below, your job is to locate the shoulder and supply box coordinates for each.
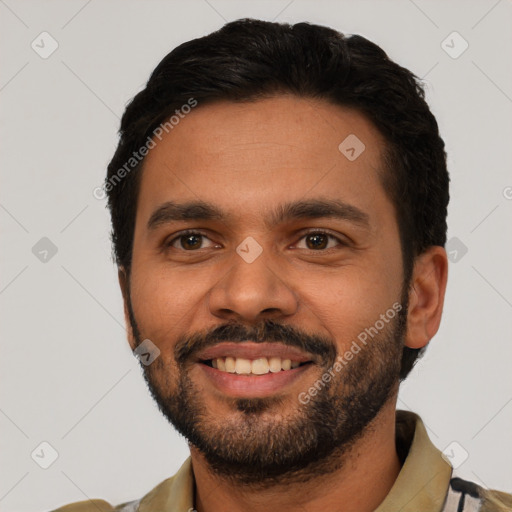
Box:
[50,496,146,512]
[446,477,512,512]
[49,478,170,512]
[480,488,512,512]
[49,500,115,512]
[49,457,192,512]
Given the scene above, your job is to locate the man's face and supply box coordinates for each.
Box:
[123,95,407,484]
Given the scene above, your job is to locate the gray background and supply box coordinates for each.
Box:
[1,0,511,510]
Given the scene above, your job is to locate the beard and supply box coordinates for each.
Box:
[126,288,407,487]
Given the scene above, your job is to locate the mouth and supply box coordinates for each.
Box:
[200,356,312,375]
[195,342,316,398]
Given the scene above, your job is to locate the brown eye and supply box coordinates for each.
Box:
[167,231,215,251]
[179,234,203,250]
[296,231,345,251]
[305,233,329,250]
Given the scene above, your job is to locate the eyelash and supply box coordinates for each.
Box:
[165,229,348,252]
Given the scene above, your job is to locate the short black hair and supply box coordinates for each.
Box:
[105,18,449,380]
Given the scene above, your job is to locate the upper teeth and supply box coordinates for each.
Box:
[211,357,302,375]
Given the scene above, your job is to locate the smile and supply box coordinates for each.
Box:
[195,341,316,397]
[202,356,311,375]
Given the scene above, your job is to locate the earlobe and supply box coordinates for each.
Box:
[118,267,137,351]
[405,246,448,350]
[118,267,128,303]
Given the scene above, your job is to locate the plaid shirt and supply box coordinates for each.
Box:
[52,411,512,512]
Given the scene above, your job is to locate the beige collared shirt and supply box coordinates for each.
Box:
[52,410,512,512]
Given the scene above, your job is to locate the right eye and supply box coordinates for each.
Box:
[166,230,218,251]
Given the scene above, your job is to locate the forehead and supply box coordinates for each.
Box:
[135,95,390,229]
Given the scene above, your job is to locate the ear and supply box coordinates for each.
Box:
[118,267,137,351]
[405,246,448,349]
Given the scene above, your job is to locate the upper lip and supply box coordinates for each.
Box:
[196,342,314,363]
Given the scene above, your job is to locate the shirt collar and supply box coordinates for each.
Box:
[137,410,453,512]
[375,410,453,512]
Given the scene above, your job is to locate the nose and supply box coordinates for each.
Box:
[206,243,298,324]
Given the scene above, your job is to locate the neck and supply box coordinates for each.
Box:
[190,399,402,512]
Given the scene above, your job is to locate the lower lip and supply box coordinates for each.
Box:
[198,362,312,398]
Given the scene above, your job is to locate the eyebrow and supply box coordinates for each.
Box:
[147,198,370,232]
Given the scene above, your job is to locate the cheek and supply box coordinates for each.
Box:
[297,263,401,346]
[129,266,207,345]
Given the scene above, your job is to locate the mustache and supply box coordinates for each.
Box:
[174,319,336,366]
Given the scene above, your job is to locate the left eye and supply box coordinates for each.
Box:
[296,232,343,251]
[168,232,215,251]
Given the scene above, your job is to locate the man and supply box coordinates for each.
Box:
[54,18,511,512]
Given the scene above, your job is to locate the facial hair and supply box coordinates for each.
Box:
[126,288,407,487]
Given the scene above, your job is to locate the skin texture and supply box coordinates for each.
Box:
[118,95,448,512]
